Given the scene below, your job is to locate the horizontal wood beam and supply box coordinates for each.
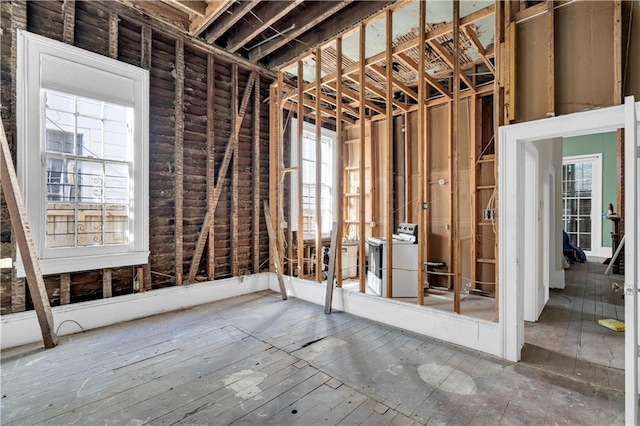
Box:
[325,82,385,116]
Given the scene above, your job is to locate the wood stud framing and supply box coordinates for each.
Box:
[253,76,261,274]
[417,0,426,305]
[335,37,344,288]
[358,23,366,294]
[315,47,322,282]
[187,71,256,283]
[207,54,216,280]
[109,11,118,59]
[297,61,305,278]
[231,63,239,277]
[174,39,185,285]
[452,0,461,314]
[62,0,76,45]
[385,10,394,298]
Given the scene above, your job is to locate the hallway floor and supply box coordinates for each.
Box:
[522,260,625,392]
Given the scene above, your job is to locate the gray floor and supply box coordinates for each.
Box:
[1,273,625,425]
[522,260,625,392]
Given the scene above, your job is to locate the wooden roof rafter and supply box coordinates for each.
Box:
[227,0,304,53]
[204,1,260,43]
[189,0,234,36]
[342,73,408,111]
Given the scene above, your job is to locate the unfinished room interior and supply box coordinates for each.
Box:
[1,0,639,424]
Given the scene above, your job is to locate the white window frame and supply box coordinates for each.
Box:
[290,118,337,240]
[561,153,603,257]
[16,30,149,276]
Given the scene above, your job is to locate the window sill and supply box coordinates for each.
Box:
[15,251,149,277]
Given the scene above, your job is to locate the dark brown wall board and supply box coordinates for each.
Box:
[555,1,616,114]
[623,1,640,98]
[515,15,548,122]
[0,0,272,313]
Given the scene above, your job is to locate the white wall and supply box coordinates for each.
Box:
[532,138,565,290]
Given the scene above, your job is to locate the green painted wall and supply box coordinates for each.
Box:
[562,132,617,248]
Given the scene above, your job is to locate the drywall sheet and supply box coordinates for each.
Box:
[555,1,616,114]
[515,14,549,122]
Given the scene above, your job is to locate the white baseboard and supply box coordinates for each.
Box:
[1,273,270,350]
[269,274,503,359]
[549,269,566,289]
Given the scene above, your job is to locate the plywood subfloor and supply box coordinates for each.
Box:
[2,289,623,425]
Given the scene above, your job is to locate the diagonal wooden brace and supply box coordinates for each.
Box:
[0,121,58,349]
[186,71,257,283]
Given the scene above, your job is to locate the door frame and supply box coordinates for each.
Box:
[498,97,639,424]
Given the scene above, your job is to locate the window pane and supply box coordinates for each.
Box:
[45,111,75,152]
[77,116,103,158]
[77,97,102,118]
[105,103,127,122]
[46,157,76,202]
[77,204,103,246]
[104,120,128,161]
[104,163,129,204]
[579,234,591,250]
[105,204,128,245]
[46,203,75,248]
[46,91,74,113]
[77,160,103,203]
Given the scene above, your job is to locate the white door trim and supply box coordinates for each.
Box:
[499,104,625,362]
[500,98,639,425]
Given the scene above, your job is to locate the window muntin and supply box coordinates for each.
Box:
[44,90,132,250]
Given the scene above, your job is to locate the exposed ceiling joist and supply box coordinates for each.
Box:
[205,1,260,43]
[368,64,420,102]
[167,0,207,17]
[463,25,495,75]
[269,0,395,69]
[343,73,408,111]
[395,52,451,99]
[248,0,354,62]
[115,0,190,32]
[326,82,385,116]
[189,0,234,36]
[227,0,304,53]
[428,40,476,91]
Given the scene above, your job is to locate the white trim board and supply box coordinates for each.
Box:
[269,275,502,358]
[499,104,626,362]
[1,273,270,350]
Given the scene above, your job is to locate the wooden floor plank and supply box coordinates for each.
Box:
[1,275,625,426]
